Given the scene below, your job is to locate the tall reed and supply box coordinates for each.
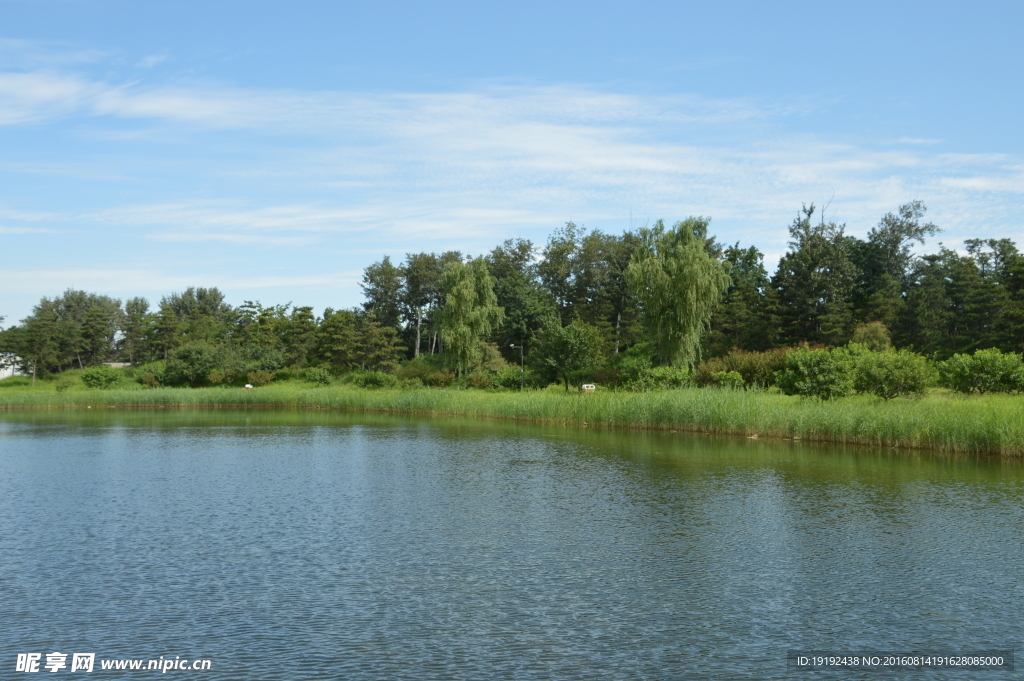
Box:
[2,385,1023,456]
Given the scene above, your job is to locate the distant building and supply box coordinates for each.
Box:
[0,353,24,380]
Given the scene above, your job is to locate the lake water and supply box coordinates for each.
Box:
[1,410,1021,679]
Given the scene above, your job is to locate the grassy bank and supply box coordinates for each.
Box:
[3,379,1024,457]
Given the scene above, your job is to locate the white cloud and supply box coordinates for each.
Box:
[136,54,167,69]
[0,226,60,234]
[0,59,1022,313]
[0,268,361,297]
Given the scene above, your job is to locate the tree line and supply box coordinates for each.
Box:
[3,201,1023,388]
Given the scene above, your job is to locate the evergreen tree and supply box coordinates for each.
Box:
[705,243,773,355]
[317,308,359,372]
[854,200,939,328]
[121,297,150,364]
[283,306,318,367]
[361,256,404,330]
[357,314,404,373]
[772,205,858,346]
[485,239,557,358]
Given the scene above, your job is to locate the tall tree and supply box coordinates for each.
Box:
[772,205,859,346]
[705,243,774,355]
[538,222,581,321]
[120,297,150,364]
[854,200,939,327]
[439,257,504,375]
[161,287,235,344]
[357,313,404,373]
[626,217,731,367]
[361,256,404,331]
[401,252,440,358]
[283,306,318,367]
[485,239,557,358]
[317,308,359,372]
[530,317,606,391]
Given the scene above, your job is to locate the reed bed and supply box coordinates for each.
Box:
[3,384,1024,456]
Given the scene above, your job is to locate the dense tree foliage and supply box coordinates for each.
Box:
[6,200,1024,390]
[626,218,730,368]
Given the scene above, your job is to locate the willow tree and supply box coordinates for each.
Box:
[626,218,730,367]
[439,257,504,375]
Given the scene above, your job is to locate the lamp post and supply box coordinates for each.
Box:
[509,343,524,390]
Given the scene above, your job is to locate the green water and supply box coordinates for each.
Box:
[1,409,1020,679]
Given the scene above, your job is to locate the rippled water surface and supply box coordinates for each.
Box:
[1,410,1022,679]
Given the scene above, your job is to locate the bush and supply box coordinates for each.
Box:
[397,357,438,383]
[625,365,690,391]
[304,367,333,386]
[246,370,276,387]
[134,362,165,388]
[707,370,744,390]
[494,365,524,389]
[695,347,794,388]
[348,371,400,389]
[776,347,855,399]
[853,349,936,400]
[80,366,120,390]
[465,372,493,389]
[851,322,893,352]
[165,343,219,387]
[54,377,74,393]
[423,370,456,387]
[939,348,1024,394]
[244,345,285,373]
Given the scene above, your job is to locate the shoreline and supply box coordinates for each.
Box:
[2,385,1023,457]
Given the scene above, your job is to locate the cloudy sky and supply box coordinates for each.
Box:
[1,0,1022,323]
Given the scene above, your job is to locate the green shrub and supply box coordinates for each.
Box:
[165,343,219,387]
[494,365,524,389]
[776,347,855,399]
[399,377,424,389]
[134,362,165,388]
[695,347,794,388]
[939,348,1024,394]
[397,357,439,383]
[423,370,456,387]
[304,367,333,386]
[244,345,285,373]
[625,365,690,391]
[465,372,493,389]
[851,322,893,352]
[853,349,936,400]
[707,370,744,389]
[80,366,120,390]
[208,345,245,385]
[54,377,74,393]
[348,371,400,389]
[246,370,276,387]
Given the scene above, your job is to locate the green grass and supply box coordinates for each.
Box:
[2,375,1024,457]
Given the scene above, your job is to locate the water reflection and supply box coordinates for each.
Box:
[0,410,1021,679]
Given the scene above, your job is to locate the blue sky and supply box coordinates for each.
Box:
[2,0,1022,323]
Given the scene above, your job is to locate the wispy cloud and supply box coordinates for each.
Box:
[136,54,167,69]
[0,268,362,298]
[2,44,1024,321]
[0,226,60,234]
